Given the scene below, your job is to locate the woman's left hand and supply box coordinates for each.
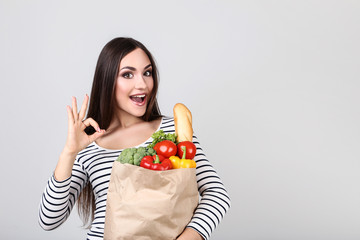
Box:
[177,228,204,240]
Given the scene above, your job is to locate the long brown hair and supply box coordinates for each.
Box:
[77,37,162,227]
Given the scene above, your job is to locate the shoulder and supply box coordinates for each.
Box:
[159,116,175,133]
[160,116,174,124]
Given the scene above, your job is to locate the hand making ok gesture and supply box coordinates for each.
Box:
[63,94,105,155]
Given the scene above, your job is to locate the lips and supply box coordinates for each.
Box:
[130,94,146,106]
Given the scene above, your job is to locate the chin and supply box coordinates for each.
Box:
[131,109,147,118]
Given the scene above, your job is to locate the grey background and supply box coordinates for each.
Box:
[1,0,359,239]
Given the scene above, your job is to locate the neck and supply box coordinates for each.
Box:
[108,109,144,131]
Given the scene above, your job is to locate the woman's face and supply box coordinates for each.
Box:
[114,48,154,119]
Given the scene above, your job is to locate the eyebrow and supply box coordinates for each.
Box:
[120,64,152,71]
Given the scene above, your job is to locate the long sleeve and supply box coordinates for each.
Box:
[187,135,231,240]
[38,161,88,230]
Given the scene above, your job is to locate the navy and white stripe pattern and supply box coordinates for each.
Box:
[39,116,230,240]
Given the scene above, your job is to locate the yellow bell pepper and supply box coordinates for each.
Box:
[169,146,196,169]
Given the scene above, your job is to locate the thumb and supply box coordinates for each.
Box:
[89,130,106,143]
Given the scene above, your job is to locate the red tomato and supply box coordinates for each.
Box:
[177,141,196,159]
[154,140,177,158]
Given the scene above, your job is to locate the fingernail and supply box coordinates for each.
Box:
[97,127,101,132]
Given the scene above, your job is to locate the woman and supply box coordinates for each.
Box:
[39,37,230,240]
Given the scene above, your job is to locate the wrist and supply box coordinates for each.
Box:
[61,146,79,159]
[177,227,203,240]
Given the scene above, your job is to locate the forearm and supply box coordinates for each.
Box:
[187,135,231,239]
[39,152,87,230]
[38,174,72,230]
[54,148,77,181]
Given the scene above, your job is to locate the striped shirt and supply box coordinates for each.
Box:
[39,116,230,240]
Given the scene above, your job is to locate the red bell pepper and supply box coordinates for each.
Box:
[140,155,172,171]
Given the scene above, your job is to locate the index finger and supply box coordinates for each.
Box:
[78,94,89,121]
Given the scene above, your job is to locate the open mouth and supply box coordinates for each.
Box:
[130,94,146,105]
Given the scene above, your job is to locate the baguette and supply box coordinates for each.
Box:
[173,103,193,142]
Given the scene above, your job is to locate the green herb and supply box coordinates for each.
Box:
[147,130,177,149]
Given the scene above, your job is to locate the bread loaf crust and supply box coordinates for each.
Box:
[173,103,193,142]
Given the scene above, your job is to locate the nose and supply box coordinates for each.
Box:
[134,74,147,89]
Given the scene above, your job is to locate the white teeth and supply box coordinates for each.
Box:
[132,94,145,98]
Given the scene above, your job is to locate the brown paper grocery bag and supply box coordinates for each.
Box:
[104,162,199,240]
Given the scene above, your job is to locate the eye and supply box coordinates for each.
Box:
[122,72,133,79]
[144,70,152,77]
